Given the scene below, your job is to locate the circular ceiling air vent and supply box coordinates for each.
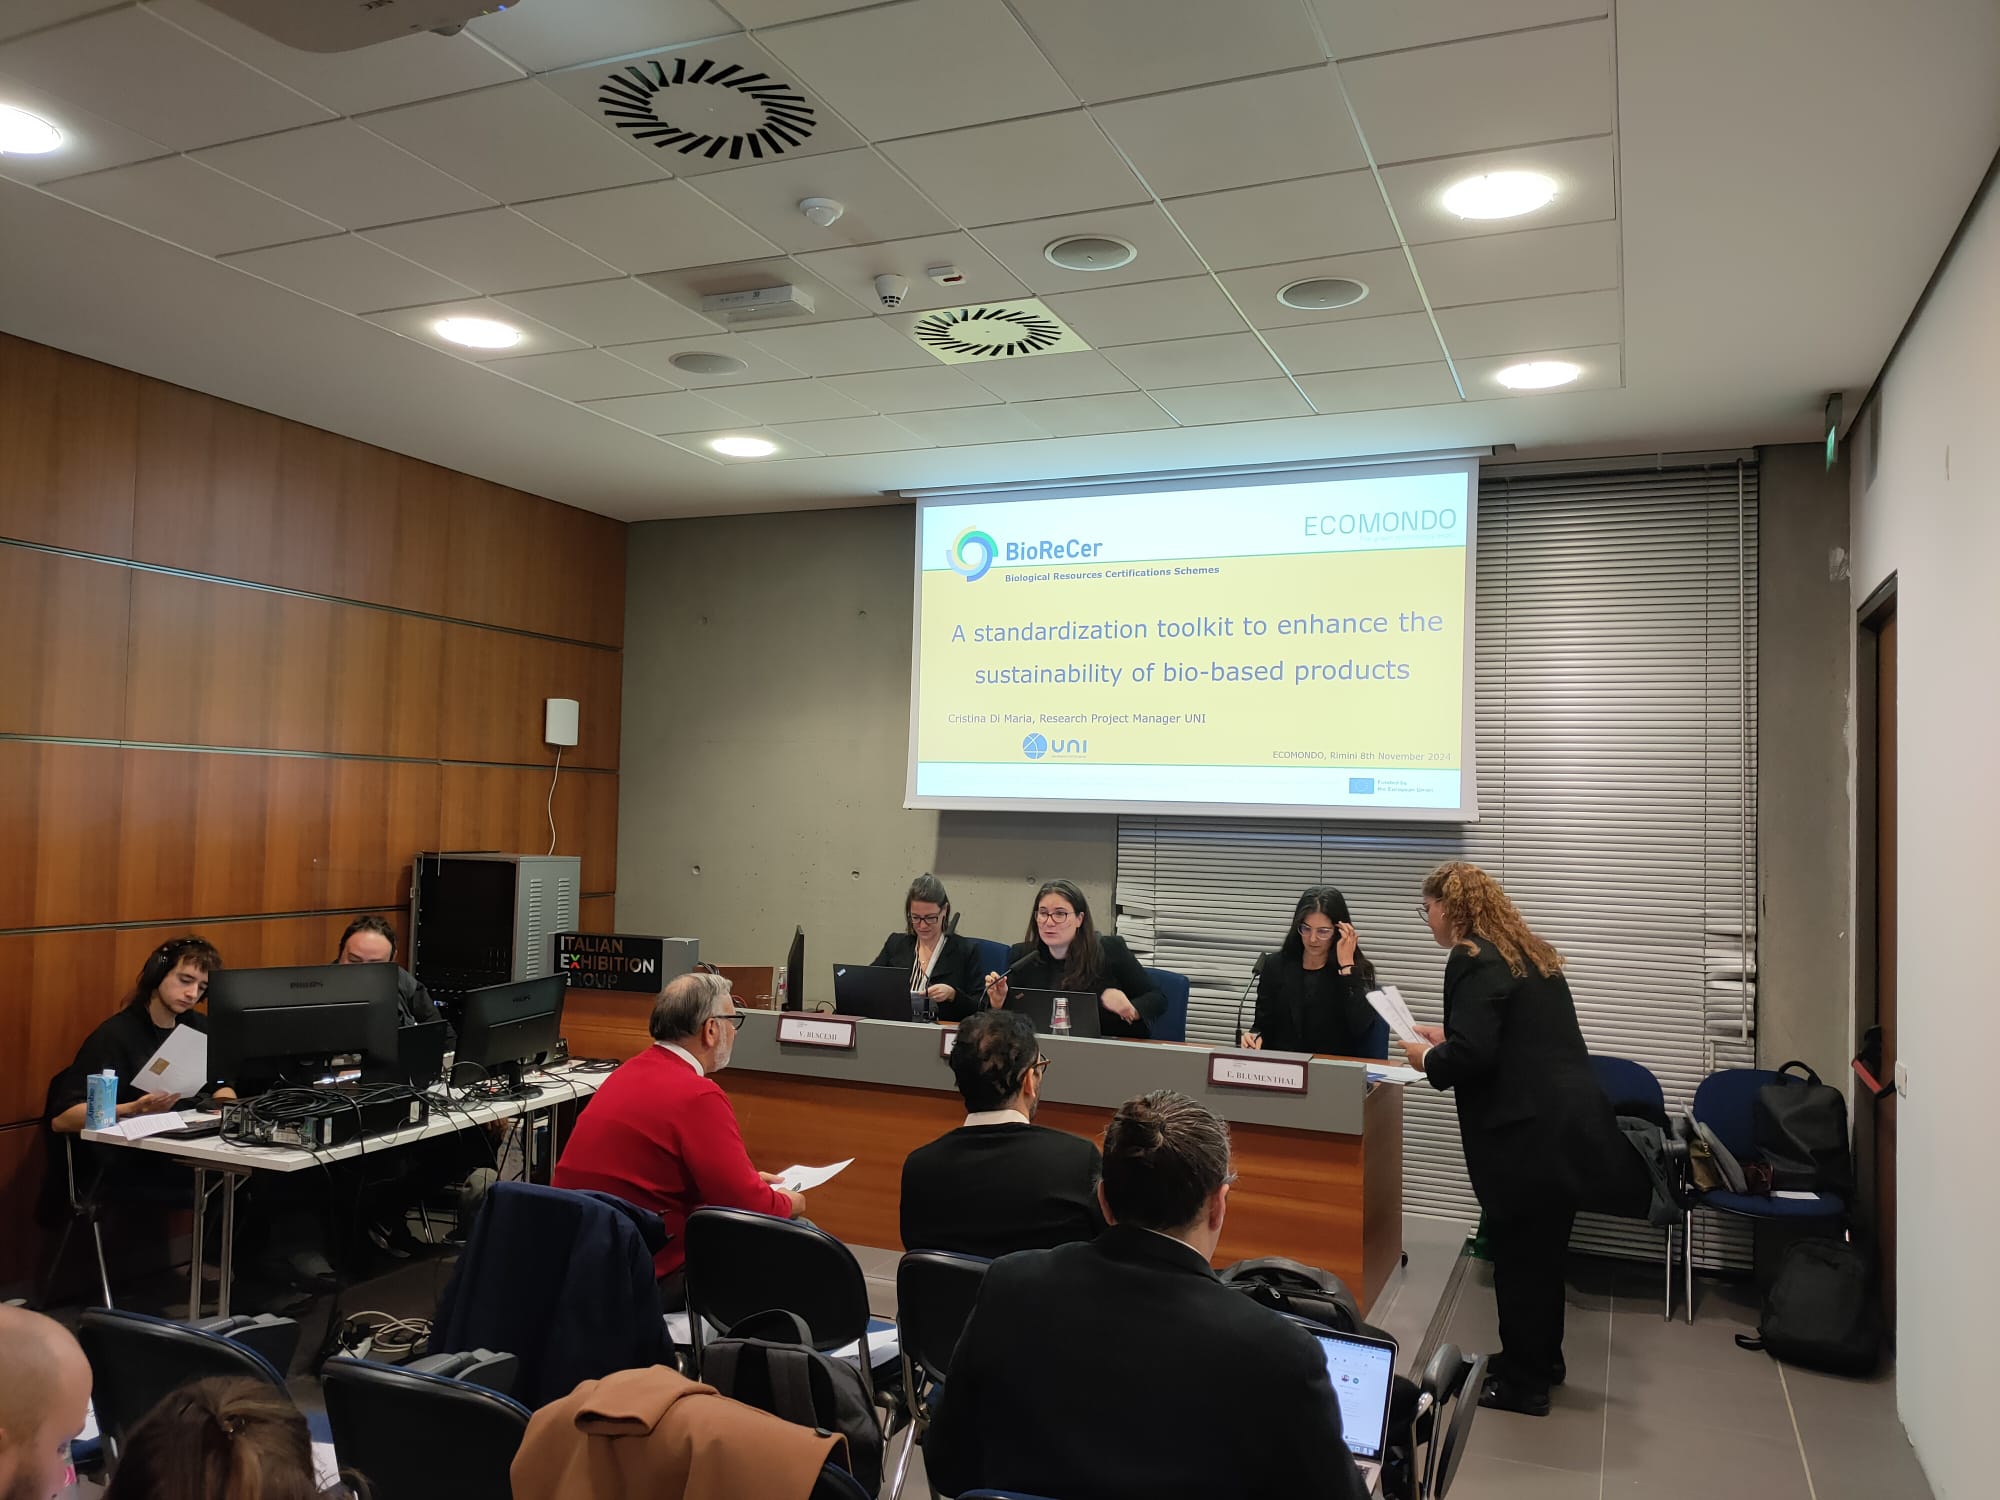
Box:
[913,305,1069,360]
[598,57,817,162]
[1278,277,1369,311]
[670,351,749,376]
[1044,235,1136,272]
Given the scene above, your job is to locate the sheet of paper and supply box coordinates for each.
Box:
[775,1158,854,1194]
[1365,986,1422,1046]
[830,1327,900,1365]
[312,1441,341,1491]
[1771,1190,1823,1201]
[1365,1064,1427,1085]
[113,1111,203,1141]
[135,1023,208,1099]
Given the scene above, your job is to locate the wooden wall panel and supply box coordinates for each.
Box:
[324,603,444,759]
[131,380,290,584]
[439,622,622,770]
[335,448,452,614]
[0,1124,50,1284]
[116,751,331,922]
[0,547,129,739]
[443,473,625,647]
[325,760,439,912]
[126,573,332,751]
[0,333,138,556]
[437,765,618,893]
[0,741,125,930]
[579,895,616,933]
[7,927,132,1127]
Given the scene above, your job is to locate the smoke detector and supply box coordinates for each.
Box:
[1044,235,1136,273]
[799,196,844,228]
[910,299,1091,364]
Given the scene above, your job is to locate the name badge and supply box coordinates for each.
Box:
[776,1014,857,1050]
[1207,1050,1309,1095]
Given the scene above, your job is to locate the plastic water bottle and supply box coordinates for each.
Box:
[1051,997,1071,1036]
[775,965,789,1010]
[86,1070,117,1131]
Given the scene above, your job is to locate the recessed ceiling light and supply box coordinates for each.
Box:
[710,435,778,458]
[0,104,63,156]
[434,316,522,350]
[1277,277,1368,311]
[670,351,749,376]
[1045,235,1136,272]
[1496,360,1581,391]
[1442,170,1558,221]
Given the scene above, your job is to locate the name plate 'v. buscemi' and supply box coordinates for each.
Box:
[1206,1050,1310,1094]
[776,1014,858,1050]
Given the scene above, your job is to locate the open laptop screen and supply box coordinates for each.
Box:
[1307,1328,1397,1461]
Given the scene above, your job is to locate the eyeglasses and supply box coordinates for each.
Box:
[1035,908,1077,922]
[909,911,944,926]
[1032,1055,1051,1076]
[1415,902,1432,920]
[712,1010,747,1030]
[1299,925,1337,940]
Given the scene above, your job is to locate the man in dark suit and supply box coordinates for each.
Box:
[925,1090,1370,1500]
[899,1009,1103,1256]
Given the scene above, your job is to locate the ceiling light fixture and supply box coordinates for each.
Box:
[0,104,63,155]
[710,435,778,458]
[1496,359,1581,391]
[434,316,522,349]
[1442,170,1558,220]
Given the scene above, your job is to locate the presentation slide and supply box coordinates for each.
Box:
[906,460,1476,819]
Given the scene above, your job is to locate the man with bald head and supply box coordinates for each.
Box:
[0,1306,92,1500]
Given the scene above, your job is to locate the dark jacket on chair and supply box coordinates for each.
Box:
[867,932,985,1020]
[1422,937,1645,1221]
[1004,934,1165,1039]
[925,1225,1370,1500]
[433,1182,669,1407]
[899,1120,1105,1257]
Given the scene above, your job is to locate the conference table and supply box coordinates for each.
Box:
[565,999,1405,1308]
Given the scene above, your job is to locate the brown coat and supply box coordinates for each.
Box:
[510,1365,846,1500]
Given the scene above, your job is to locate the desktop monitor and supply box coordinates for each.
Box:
[206,964,404,1092]
[783,924,805,1011]
[455,974,566,1099]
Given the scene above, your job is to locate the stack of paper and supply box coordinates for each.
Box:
[1365,986,1422,1045]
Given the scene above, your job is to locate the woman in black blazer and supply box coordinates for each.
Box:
[980,879,1165,1039]
[1240,885,1384,1058]
[1404,861,1643,1417]
[870,873,985,1021]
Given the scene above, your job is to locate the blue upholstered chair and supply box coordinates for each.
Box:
[1589,1054,1678,1318]
[323,1352,530,1500]
[75,1309,297,1456]
[891,1250,991,1499]
[1143,966,1190,1043]
[968,938,1012,993]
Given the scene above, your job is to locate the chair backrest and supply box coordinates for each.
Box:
[1432,1351,1488,1498]
[810,1461,875,1500]
[1591,1054,1669,1125]
[1692,1067,1784,1158]
[1143,966,1190,1043]
[958,1492,1063,1499]
[684,1207,871,1365]
[322,1356,531,1500]
[969,937,1012,986]
[76,1309,288,1448]
[1361,1012,1390,1060]
[896,1250,991,1385]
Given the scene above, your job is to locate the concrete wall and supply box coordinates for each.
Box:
[615,503,1116,973]
[1755,442,1854,1085]
[1847,178,2000,1500]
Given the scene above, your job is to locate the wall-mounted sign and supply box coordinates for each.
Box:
[556,933,667,993]
[777,1014,858,1050]
[1206,1050,1310,1095]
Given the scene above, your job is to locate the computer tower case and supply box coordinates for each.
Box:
[410,853,580,1007]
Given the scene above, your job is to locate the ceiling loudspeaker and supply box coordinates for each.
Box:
[597,54,819,163]
[1277,277,1369,311]
[1044,235,1136,272]
[911,299,1093,364]
[192,0,512,51]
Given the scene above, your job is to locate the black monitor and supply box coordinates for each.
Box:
[207,964,404,1092]
[783,925,805,1011]
[455,975,566,1100]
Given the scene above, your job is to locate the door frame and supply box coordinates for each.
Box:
[1854,572,1897,1342]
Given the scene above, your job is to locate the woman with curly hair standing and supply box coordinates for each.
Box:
[1402,862,1644,1418]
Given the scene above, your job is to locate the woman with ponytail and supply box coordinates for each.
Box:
[104,1378,339,1500]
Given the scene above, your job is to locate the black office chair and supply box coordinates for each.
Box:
[683,1208,902,1411]
[38,1138,116,1310]
[812,1461,876,1500]
[1415,1345,1487,1499]
[323,1351,531,1500]
[76,1308,297,1453]
[890,1250,991,1500]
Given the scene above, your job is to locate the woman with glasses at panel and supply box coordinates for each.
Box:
[981,879,1165,1039]
[870,872,986,1020]
[1240,885,1387,1058]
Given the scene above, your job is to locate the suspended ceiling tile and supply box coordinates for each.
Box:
[582,388,752,433]
[1412,219,1619,307]
[1043,275,1248,347]
[821,366,1002,413]
[892,404,1053,445]
[1016,390,1177,436]
[953,349,1135,401]
[1431,288,1620,360]
[1008,0,1323,103]
[486,348,682,401]
[363,208,621,295]
[880,111,1146,228]
[660,426,826,462]
[739,316,933,375]
[692,147,956,252]
[1101,332,1286,390]
[193,120,496,231]
[1379,135,1616,247]
[759,0,1076,139]
[221,234,477,315]
[704,379,872,424]
[640,254,868,324]
[147,0,524,115]
[363,80,665,204]
[1216,248,1425,330]
[466,0,744,73]
[1166,171,1396,272]
[610,331,807,385]
[1092,66,1367,201]
[1296,361,1463,413]
[792,232,1028,316]
[52,156,338,256]
[365,297,589,360]
[718,0,879,24]
[1453,341,1621,399]
[0,5,332,149]
[0,2,123,44]
[0,70,171,185]
[770,413,933,454]
[1310,0,1606,61]
[497,278,725,345]
[516,181,780,275]
[1338,20,1614,165]
[1263,311,1444,376]
[1148,378,1313,425]
[971,202,1206,296]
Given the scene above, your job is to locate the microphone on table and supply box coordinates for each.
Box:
[1234,952,1269,1044]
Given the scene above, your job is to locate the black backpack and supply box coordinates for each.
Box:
[1753,1060,1853,1195]
[1736,1238,1879,1375]
[699,1310,882,1493]
[1219,1256,1369,1335]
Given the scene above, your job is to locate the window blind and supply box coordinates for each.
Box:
[1117,461,1758,1268]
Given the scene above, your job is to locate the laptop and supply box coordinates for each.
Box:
[831,964,927,1022]
[1294,1320,1398,1494]
[1005,987,1104,1038]
[396,1019,449,1089]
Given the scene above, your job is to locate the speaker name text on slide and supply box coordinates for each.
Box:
[908,463,1477,817]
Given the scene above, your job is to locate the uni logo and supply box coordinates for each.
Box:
[948,527,999,582]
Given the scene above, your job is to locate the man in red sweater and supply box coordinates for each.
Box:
[554,972,804,1308]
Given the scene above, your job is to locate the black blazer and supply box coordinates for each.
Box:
[926,1226,1370,1500]
[899,1121,1105,1257]
[1252,956,1383,1057]
[868,931,985,1020]
[1004,933,1164,1039]
[1421,936,1642,1219]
